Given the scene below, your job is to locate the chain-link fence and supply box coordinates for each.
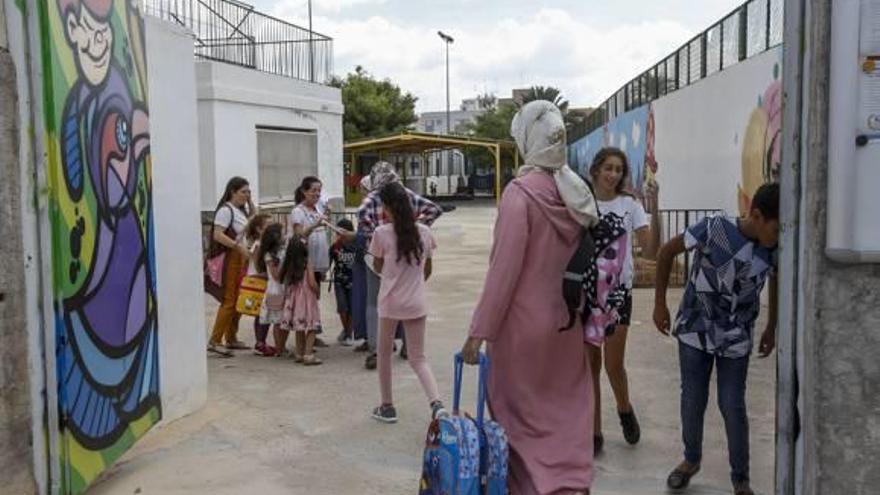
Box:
[569,0,784,143]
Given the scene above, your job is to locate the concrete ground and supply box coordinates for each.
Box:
[90,203,776,495]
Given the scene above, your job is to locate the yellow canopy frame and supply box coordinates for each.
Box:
[344,131,519,204]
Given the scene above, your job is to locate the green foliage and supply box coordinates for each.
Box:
[461,101,518,171]
[520,85,570,113]
[465,101,518,140]
[330,66,418,141]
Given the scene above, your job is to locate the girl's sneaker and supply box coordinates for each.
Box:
[365,353,377,370]
[253,343,277,357]
[371,404,398,424]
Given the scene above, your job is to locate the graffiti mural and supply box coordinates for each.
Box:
[38,0,159,491]
[739,62,782,216]
[568,105,651,198]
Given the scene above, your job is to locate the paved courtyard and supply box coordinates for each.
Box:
[90,203,776,495]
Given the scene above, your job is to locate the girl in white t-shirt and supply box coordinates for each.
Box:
[585,147,650,454]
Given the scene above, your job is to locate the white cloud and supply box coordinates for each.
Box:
[281,0,387,14]
[271,5,693,113]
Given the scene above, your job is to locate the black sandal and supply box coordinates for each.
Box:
[733,481,755,495]
[593,434,604,455]
[667,463,700,490]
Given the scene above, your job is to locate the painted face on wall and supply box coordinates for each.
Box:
[65,4,113,86]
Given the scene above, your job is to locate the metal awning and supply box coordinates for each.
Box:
[344,131,520,200]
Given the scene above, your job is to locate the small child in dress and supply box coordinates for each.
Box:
[244,213,274,357]
[256,223,286,357]
[280,235,323,365]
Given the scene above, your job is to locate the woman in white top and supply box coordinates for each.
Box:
[288,176,331,288]
[208,177,254,355]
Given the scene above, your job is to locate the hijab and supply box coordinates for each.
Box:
[511,101,599,228]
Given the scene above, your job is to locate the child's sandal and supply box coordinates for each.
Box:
[293,353,304,363]
[302,354,323,366]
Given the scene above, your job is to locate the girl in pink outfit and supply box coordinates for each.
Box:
[368,182,445,424]
[280,236,323,365]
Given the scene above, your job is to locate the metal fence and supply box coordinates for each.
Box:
[633,208,724,287]
[146,0,333,83]
[200,206,358,258]
[570,0,784,142]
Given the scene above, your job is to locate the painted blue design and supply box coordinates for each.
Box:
[568,105,650,193]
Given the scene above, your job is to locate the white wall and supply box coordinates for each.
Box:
[6,0,55,489]
[145,17,208,422]
[196,61,344,209]
[653,47,783,213]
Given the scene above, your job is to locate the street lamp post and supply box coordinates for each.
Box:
[438,31,454,134]
[438,31,454,182]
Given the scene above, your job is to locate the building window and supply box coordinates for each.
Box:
[256,127,318,203]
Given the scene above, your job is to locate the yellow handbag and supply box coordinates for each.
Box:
[235,275,268,316]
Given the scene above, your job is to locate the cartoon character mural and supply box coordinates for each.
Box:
[740,62,782,216]
[39,0,159,491]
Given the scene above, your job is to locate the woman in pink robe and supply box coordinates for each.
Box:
[462,102,597,494]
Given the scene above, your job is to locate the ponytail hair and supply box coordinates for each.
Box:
[378,182,423,265]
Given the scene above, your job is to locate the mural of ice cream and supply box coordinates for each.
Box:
[740,63,782,216]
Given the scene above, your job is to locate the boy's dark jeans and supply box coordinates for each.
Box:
[678,341,750,483]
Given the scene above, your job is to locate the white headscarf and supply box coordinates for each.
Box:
[359,175,373,192]
[369,161,400,191]
[511,101,599,228]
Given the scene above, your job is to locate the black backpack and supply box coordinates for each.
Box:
[559,179,599,331]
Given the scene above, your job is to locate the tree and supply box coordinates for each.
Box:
[465,101,518,140]
[475,92,497,111]
[462,100,519,172]
[330,66,418,141]
[520,85,586,130]
[520,85,570,114]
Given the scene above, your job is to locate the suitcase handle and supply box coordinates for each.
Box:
[453,352,489,428]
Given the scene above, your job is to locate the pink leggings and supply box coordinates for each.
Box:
[378,317,440,405]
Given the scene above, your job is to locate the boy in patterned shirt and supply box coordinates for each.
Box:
[653,183,780,495]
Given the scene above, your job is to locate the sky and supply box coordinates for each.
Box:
[256,0,745,113]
